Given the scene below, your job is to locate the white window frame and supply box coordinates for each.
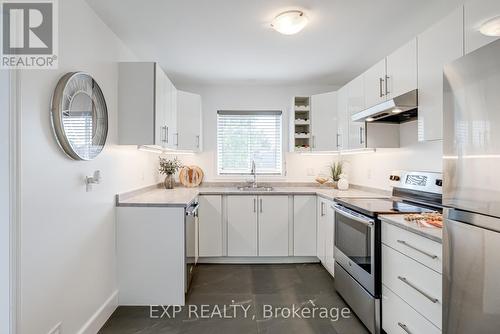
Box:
[216,110,285,176]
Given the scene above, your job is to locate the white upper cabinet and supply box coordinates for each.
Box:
[386,38,418,99]
[347,75,366,149]
[465,0,500,54]
[311,92,338,151]
[336,86,349,150]
[118,62,177,149]
[165,79,178,149]
[418,6,464,141]
[177,90,202,151]
[364,58,387,109]
[364,40,417,109]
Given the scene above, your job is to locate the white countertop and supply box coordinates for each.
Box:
[379,214,443,243]
[116,185,388,208]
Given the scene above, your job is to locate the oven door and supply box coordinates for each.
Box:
[334,204,376,295]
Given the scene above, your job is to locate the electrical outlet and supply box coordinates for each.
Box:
[306,168,315,176]
[48,322,62,334]
[367,169,372,180]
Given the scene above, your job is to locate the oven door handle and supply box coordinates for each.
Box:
[334,205,374,227]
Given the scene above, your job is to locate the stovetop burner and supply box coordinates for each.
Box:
[334,197,436,218]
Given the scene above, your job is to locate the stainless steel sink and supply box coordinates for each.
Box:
[237,186,274,192]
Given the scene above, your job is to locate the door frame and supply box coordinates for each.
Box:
[5,69,20,334]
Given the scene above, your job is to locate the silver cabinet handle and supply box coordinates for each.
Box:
[379,77,385,97]
[253,198,256,213]
[165,126,169,143]
[321,202,325,217]
[312,135,315,149]
[336,133,341,149]
[385,75,390,96]
[397,240,438,259]
[359,127,364,145]
[397,276,439,303]
[195,135,200,149]
[398,322,412,334]
[175,133,179,146]
[161,126,167,143]
[260,198,263,213]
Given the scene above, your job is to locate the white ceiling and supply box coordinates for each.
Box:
[86,0,463,86]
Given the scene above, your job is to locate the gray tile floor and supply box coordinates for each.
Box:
[99,264,368,334]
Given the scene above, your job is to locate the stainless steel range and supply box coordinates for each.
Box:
[333,171,443,334]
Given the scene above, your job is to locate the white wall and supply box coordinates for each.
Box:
[18,0,160,333]
[173,84,340,182]
[344,121,443,190]
[171,86,442,188]
[1,70,10,333]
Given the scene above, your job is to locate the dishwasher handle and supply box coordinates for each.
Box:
[186,202,200,216]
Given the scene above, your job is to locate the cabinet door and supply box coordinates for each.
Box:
[154,64,168,147]
[293,196,317,256]
[418,7,464,141]
[177,90,202,151]
[311,92,337,151]
[364,58,387,108]
[317,199,327,263]
[163,78,177,149]
[347,76,366,149]
[324,202,335,276]
[336,86,349,150]
[118,62,156,145]
[386,38,418,99]
[465,0,500,54]
[227,196,257,256]
[258,196,289,256]
[198,195,223,257]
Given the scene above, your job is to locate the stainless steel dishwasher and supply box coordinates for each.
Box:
[185,200,199,293]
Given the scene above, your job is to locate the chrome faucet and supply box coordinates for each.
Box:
[251,160,257,188]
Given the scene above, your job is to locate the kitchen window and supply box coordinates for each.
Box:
[217,110,283,175]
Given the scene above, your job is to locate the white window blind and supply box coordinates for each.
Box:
[217,110,283,175]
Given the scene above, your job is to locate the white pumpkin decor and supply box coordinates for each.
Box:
[337,173,349,191]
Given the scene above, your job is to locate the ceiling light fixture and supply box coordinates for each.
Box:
[392,108,403,114]
[479,16,500,37]
[366,117,375,122]
[271,10,308,35]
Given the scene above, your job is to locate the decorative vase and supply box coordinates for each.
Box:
[164,174,175,189]
[337,174,349,191]
[331,180,338,189]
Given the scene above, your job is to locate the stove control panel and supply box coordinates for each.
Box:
[389,171,443,194]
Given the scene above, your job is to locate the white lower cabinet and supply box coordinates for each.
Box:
[382,285,441,334]
[227,196,258,256]
[198,195,223,257]
[293,195,317,256]
[317,197,335,275]
[258,196,289,256]
[117,206,185,305]
[227,195,289,257]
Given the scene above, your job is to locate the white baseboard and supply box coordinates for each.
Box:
[77,290,118,334]
[198,256,320,264]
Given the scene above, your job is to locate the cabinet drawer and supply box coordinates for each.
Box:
[382,245,442,329]
[382,222,442,273]
[383,285,441,334]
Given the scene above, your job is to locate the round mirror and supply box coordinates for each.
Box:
[50,72,108,160]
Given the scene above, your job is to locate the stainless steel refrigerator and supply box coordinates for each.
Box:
[443,38,500,333]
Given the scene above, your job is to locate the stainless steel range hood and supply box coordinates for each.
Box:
[352,89,418,123]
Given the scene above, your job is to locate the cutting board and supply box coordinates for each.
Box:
[179,165,204,187]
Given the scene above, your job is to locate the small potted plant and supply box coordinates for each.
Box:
[329,161,343,188]
[159,157,183,189]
